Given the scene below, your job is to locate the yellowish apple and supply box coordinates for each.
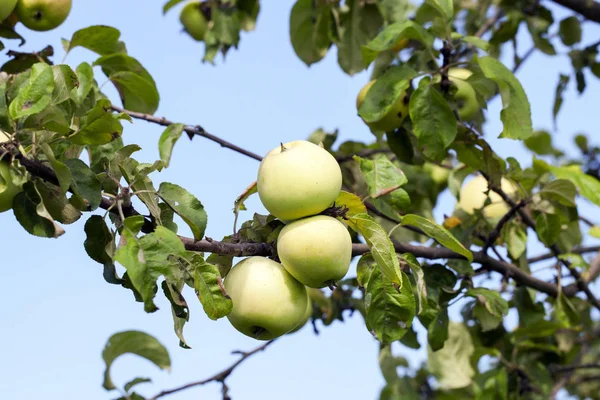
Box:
[277,215,352,288]
[17,0,72,31]
[356,80,409,132]
[224,256,308,340]
[458,175,517,219]
[179,1,208,41]
[257,140,342,221]
[0,0,17,22]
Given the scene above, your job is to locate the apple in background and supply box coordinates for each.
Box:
[224,256,308,340]
[16,0,72,31]
[447,68,479,121]
[424,162,450,185]
[0,0,17,22]
[356,80,409,133]
[277,215,352,288]
[257,140,342,222]
[458,175,517,219]
[179,1,208,41]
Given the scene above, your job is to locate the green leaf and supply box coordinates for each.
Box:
[459,35,490,51]
[539,179,576,207]
[84,215,115,267]
[233,181,257,231]
[356,154,408,198]
[13,182,64,238]
[524,130,558,156]
[35,181,81,225]
[65,25,125,55]
[427,307,449,351]
[401,214,472,261]
[504,221,527,260]
[477,56,533,140]
[357,65,417,124]
[535,212,561,247]
[337,0,383,75]
[51,65,78,105]
[466,287,508,331]
[39,142,72,195]
[408,82,457,160]
[364,267,415,344]
[553,74,569,126]
[559,16,581,46]
[65,158,103,211]
[124,377,152,392]
[428,322,475,389]
[102,330,170,390]
[425,0,453,21]
[349,212,402,285]
[69,99,124,145]
[589,225,600,238]
[118,155,162,223]
[161,279,191,349]
[93,53,159,114]
[213,6,241,45]
[401,253,426,315]
[158,182,207,241]
[361,21,434,67]
[115,223,186,312]
[71,62,94,105]
[289,0,332,65]
[108,71,160,115]
[163,0,186,14]
[549,164,600,207]
[158,123,185,167]
[190,254,233,320]
[8,63,54,120]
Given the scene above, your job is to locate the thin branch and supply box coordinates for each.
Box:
[551,0,600,23]
[149,340,275,400]
[474,8,505,38]
[527,245,600,264]
[483,199,527,253]
[111,105,264,162]
[553,363,600,373]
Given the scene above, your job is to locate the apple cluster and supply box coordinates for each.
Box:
[0,0,72,32]
[224,140,352,340]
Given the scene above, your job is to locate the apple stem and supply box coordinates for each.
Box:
[327,281,337,291]
[280,142,287,152]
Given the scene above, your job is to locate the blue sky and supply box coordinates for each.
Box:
[1,1,599,399]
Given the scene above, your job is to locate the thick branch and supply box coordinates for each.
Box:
[150,340,275,400]
[551,0,600,23]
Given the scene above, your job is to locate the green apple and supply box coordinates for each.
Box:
[224,256,308,340]
[179,1,208,41]
[277,215,352,288]
[0,161,21,213]
[287,290,313,334]
[0,0,18,22]
[458,175,517,219]
[257,140,342,221]
[424,162,450,185]
[356,80,409,132]
[16,0,72,31]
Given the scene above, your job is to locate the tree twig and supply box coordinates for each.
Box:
[111,105,264,162]
[149,340,275,400]
[527,245,600,264]
[483,199,527,253]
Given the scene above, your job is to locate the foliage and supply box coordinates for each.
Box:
[1,0,600,399]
